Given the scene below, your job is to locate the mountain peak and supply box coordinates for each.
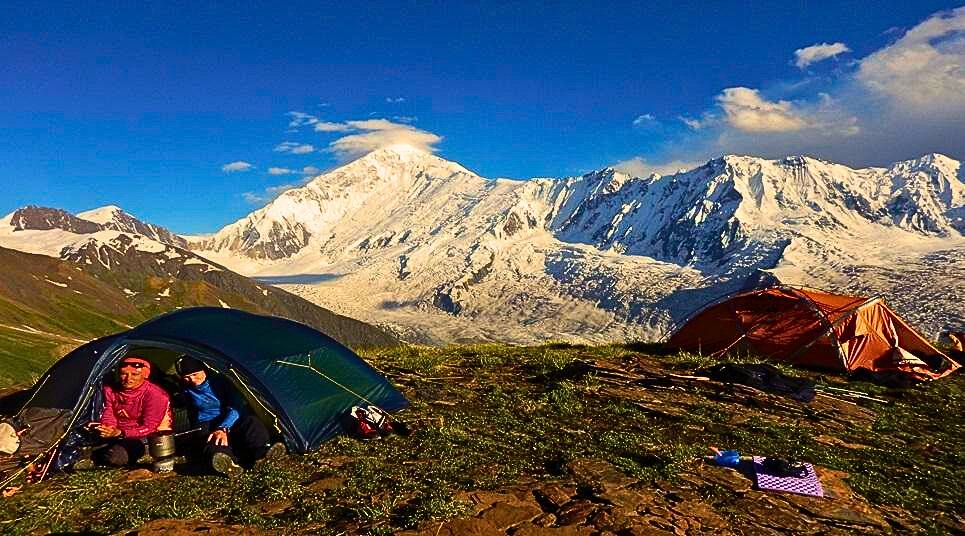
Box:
[77,204,125,224]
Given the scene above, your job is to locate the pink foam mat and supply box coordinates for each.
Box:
[752,456,824,497]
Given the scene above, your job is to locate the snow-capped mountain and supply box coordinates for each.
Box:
[77,205,188,248]
[0,206,398,347]
[192,145,965,343]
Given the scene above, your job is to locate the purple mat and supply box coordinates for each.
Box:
[752,456,824,497]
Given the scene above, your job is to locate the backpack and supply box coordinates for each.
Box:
[344,405,394,439]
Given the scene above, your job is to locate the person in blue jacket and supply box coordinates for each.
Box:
[176,355,284,477]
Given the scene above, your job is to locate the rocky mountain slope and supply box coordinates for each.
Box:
[192,146,965,343]
[0,209,398,385]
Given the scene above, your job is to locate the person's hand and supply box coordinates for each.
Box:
[95,425,122,438]
[208,429,229,446]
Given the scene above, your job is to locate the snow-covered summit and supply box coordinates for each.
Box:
[189,151,964,343]
[76,205,125,224]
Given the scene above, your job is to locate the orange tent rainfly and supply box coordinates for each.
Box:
[666,286,960,381]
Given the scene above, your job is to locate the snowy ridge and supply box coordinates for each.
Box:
[2,147,961,344]
[191,146,964,343]
[77,205,188,248]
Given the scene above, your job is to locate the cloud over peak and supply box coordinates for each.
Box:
[315,118,442,159]
[716,87,808,132]
[794,42,850,68]
[612,157,700,177]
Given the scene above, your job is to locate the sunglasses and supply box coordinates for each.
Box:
[119,361,148,369]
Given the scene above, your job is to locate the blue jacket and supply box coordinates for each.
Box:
[184,376,242,430]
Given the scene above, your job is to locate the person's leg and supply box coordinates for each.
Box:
[196,420,243,477]
[196,421,237,462]
[94,439,145,467]
[227,415,270,464]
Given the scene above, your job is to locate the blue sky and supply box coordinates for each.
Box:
[2,1,963,233]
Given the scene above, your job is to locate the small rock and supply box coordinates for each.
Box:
[566,459,636,491]
[555,500,598,526]
[305,476,345,492]
[115,468,162,482]
[478,501,542,530]
[422,518,502,536]
[255,499,292,516]
[784,494,890,529]
[512,524,596,535]
[533,484,578,512]
[693,464,753,493]
[122,518,269,535]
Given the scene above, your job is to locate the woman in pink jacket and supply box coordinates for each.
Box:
[90,356,172,467]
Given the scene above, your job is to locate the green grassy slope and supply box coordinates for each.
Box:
[0,344,961,534]
[0,246,396,387]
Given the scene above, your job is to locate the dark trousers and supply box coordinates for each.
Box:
[94,438,146,467]
[190,415,270,467]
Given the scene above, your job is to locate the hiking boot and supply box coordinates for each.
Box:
[211,452,243,478]
[264,442,286,461]
[254,442,287,468]
[72,458,96,471]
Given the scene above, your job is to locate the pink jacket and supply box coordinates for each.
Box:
[100,381,173,439]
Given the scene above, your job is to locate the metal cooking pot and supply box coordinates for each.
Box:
[147,431,176,459]
[152,457,176,473]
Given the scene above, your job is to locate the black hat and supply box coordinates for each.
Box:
[176,355,205,376]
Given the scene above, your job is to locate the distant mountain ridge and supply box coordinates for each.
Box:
[3,147,962,346]
[0,207,399,386]
[187,146,964,344]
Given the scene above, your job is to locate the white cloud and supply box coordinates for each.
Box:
[301,166,322,175]
[632,114,655,126]
[268,167,294,175]
[287,111,319,128]
[393,115,417,123]
[794,42,850,68]
[680,114,717,130]
[612,157,701,177]
[312,118,443,159]
[386,97,406,103]
[221,161,254,173]
[274,142,315,154]
[716,87,809,132]
[856,6,965,114]
[314,122,351,132]
[638,8,964,168]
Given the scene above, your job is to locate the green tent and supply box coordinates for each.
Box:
[1,307,407,479]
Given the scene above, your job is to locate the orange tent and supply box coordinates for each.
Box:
[666,286,960,380]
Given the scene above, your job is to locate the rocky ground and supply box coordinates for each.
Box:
[1,344,962,534]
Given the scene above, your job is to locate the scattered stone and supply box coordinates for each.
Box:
[784,494,890,529]
[121,518,269,535]
[478,501,542,530]
[305,476,346,492]
[115,468,169,482]
[255,499,292,516]
[410,518,501,536]
[597,487,660,514]
[533,483,578,512]
[555,499,598,526]
[814,434,871,450]
[512,524,596,535]
[566,459,636,491]
[668,499,730,530]
[689,464,753,493]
